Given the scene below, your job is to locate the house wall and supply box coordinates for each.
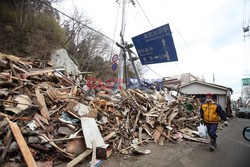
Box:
[179,83,227,94]
[179,83,227,110]
[217,94,226,111]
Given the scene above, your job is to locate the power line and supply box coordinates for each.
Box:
[132,0,166,78]
[145,65,163,78]
[173,25,194,57]
[134,1,184,76]
[130,49,163,78]
[135,0,154,28]
[38,0,116,43]
[110,2,121,58]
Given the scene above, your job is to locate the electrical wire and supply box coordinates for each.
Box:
[123,1,131,37]
[243,0,246,27]
[110,2,121,60]
[131,0,166,78]
[38,0,116,44]
[130,49,163,78]
[173,25,194,56]
[135,0,154,28]
[134,1,184,76]
[145,65,163,78]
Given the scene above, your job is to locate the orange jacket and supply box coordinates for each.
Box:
[200,103,226,123]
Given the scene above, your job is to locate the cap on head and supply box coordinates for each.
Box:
[206,93,213,102]
[206,93,213,97]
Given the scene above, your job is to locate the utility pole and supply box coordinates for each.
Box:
[117,0,128,89]
[127,45,140,80]
[117,0,140,89]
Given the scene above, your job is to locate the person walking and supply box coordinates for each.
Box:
[200,93,228,151]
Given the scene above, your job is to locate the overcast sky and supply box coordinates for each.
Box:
[56,0,250,100]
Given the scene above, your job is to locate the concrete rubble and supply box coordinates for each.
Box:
[0,53,209,166]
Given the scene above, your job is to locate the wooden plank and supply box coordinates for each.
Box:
[0,112,32,121]
[39,134,75,158]
[119,139,150,153]
[66,133,114,167]
[103,131,116,141]
[66,138,87,156]
[142,124,152,137]
[155,127,176,144]
[158,136,166,146]
[4,95,32,114]
[167,119,171,139]
[23,87,40,106]
[66,149,92,167]
[8,119,37,167]
[182,134,209,144]
[28,67,57,76]
[90,141,97,167]
[156,109,165,124]
[152,126,163,143]
[34,113,49,125]
[132,110,141,133]
[80,117,105,149]
[139,127,143,143]
[117,137,123,151]
[9,61,17,77]
[0,130,13,164]
[35,88,50,120]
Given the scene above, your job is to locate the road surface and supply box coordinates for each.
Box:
[102,118,250,167]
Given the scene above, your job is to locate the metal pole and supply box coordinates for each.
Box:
[127,48,140,81]
[118,0,128,89]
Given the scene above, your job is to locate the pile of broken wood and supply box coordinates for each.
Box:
[0,53,208,166]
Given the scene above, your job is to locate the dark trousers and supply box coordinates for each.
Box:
[205,123,218,140]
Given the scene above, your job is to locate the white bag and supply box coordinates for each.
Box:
[197,123,207,138]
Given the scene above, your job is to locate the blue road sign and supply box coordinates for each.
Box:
[132,24,178,65]
[112,63,118,71]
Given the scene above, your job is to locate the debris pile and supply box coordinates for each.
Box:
[0,53,207,166]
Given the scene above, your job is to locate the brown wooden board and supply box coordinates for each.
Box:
[8,119,37,167]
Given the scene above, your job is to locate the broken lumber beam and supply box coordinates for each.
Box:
[66,132,113,167]
[167,119,171,139]
[90,141,97,167]
[39,134,75,158]
[152,126,163,143]
[28,67,58,76]
[103,131,116,141]
[158,136,166,146]
[119,138,150,153]
[0,130,13,164]
[35,88,50,120]
[66,150,92,167]
[0,99,38,107]
[8,119,37,167]
[155,127,176,144]
[139,127,143,143]
[182,134,209,144]
[156,109,165,124]
[132,110,141,133]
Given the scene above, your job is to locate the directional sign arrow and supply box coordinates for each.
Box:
[161,38,170,61]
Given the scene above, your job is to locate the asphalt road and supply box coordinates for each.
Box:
[186,118,250,167]
[102,118,250,167]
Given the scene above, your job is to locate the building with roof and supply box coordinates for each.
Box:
[178,80,233,115]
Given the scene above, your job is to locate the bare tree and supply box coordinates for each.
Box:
[62,8,113,73]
